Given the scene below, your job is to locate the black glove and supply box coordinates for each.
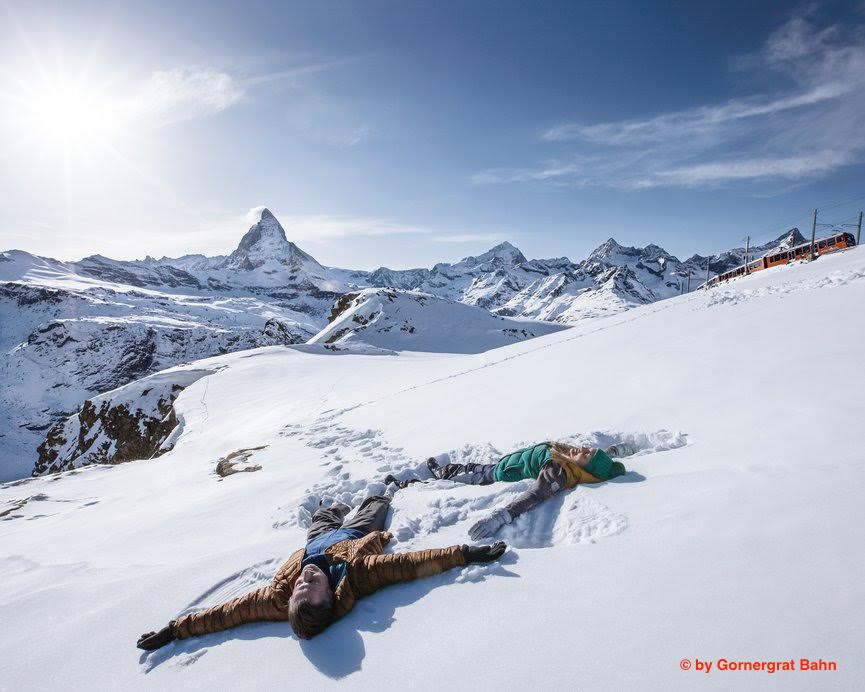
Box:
[461,541,507,564]
[136,622,176,651]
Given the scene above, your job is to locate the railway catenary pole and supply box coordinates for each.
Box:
[842,210,862,247]
[858,210,862,246]
[810,209,818,259]
[744,236,750,274]
[705,259,711,290]
[687,269,691,292]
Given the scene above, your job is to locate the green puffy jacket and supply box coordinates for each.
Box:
[492,442,625,484]
[493,443,552,482]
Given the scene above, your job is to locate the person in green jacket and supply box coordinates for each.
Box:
[385,441,631,540]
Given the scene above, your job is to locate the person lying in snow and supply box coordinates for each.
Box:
[385,442,631,541]
[136,492,506,648]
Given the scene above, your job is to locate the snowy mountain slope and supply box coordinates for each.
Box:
[31,288,565,474]
[71,209,346,295]
[308,288,566,353]
[0,249,320,481]
[0,214,817,481]
[1,246,863,689]
[354,231,804,322]
[33,367,215,475]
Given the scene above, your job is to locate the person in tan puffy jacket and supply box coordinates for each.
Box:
[136,493,506,648]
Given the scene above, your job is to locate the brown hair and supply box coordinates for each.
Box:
[288,596,335,639]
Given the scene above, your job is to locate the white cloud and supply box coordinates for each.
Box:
[542,83,848,146]
[471,162,582,185]
[278,214,434,241]
[653,152,850,187]
[134,67,245,124]
[480,11,865,189]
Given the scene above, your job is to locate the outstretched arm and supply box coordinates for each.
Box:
[469,463,567,540]
[349,542,506,598]
[137,583,288,650]
[350,546,466,597]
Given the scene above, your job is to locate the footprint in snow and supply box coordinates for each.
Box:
[274,416,687,549]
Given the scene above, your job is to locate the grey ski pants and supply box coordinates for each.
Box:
[307,495,392,541]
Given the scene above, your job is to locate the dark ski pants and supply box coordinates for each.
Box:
[307,495,392,541]
[438,462,497,485]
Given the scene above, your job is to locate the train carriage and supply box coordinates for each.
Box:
[707,231,856,287]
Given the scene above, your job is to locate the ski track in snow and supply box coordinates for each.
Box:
[273,415,687,550]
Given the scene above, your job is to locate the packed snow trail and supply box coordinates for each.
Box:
[1,247,864,689]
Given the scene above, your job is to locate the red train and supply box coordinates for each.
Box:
[707,231,857,287]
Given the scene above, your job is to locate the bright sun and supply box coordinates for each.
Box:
[15,75,128,152]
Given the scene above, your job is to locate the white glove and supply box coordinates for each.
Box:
[606,441,638,458]
[468,508,512,541]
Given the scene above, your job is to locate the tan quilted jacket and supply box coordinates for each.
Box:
[173,531,465,639]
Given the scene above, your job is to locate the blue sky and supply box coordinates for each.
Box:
[1,0,864,269]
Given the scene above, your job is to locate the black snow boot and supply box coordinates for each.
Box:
[384,474,416,489]
[426,457,443,479]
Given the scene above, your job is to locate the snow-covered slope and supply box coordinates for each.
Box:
[0,214,817,481]
[308,288,565,353]
[0,248,319,481]
[1,246,862,689]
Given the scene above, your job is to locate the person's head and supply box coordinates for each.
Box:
[288,564,334,639]
[558,444,626,480]
[564,445,597,468]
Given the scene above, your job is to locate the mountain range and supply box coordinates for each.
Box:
[0,207,804,479]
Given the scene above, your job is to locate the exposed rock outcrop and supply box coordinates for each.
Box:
[33,369,213,475]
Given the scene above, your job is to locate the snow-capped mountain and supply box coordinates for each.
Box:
[307,288,565,354]
[0,206,806,480]
[0,214,338,481]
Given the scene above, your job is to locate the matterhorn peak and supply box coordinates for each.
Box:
[220,207,320,274]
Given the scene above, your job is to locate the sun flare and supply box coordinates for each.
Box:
[13,74,129,153]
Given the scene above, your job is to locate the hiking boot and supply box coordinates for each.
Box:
[426,457,443,479]
[384,474,419,489]
[383,474,404,488]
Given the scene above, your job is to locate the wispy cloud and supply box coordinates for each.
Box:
[541,84,847,146]
[471,162,583,185]
[651,151,850,187]
[280,213,434,240]
[238,209,505,246]
[129,60,347,128]
[135,67,245,124]
[476,9,865,190]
